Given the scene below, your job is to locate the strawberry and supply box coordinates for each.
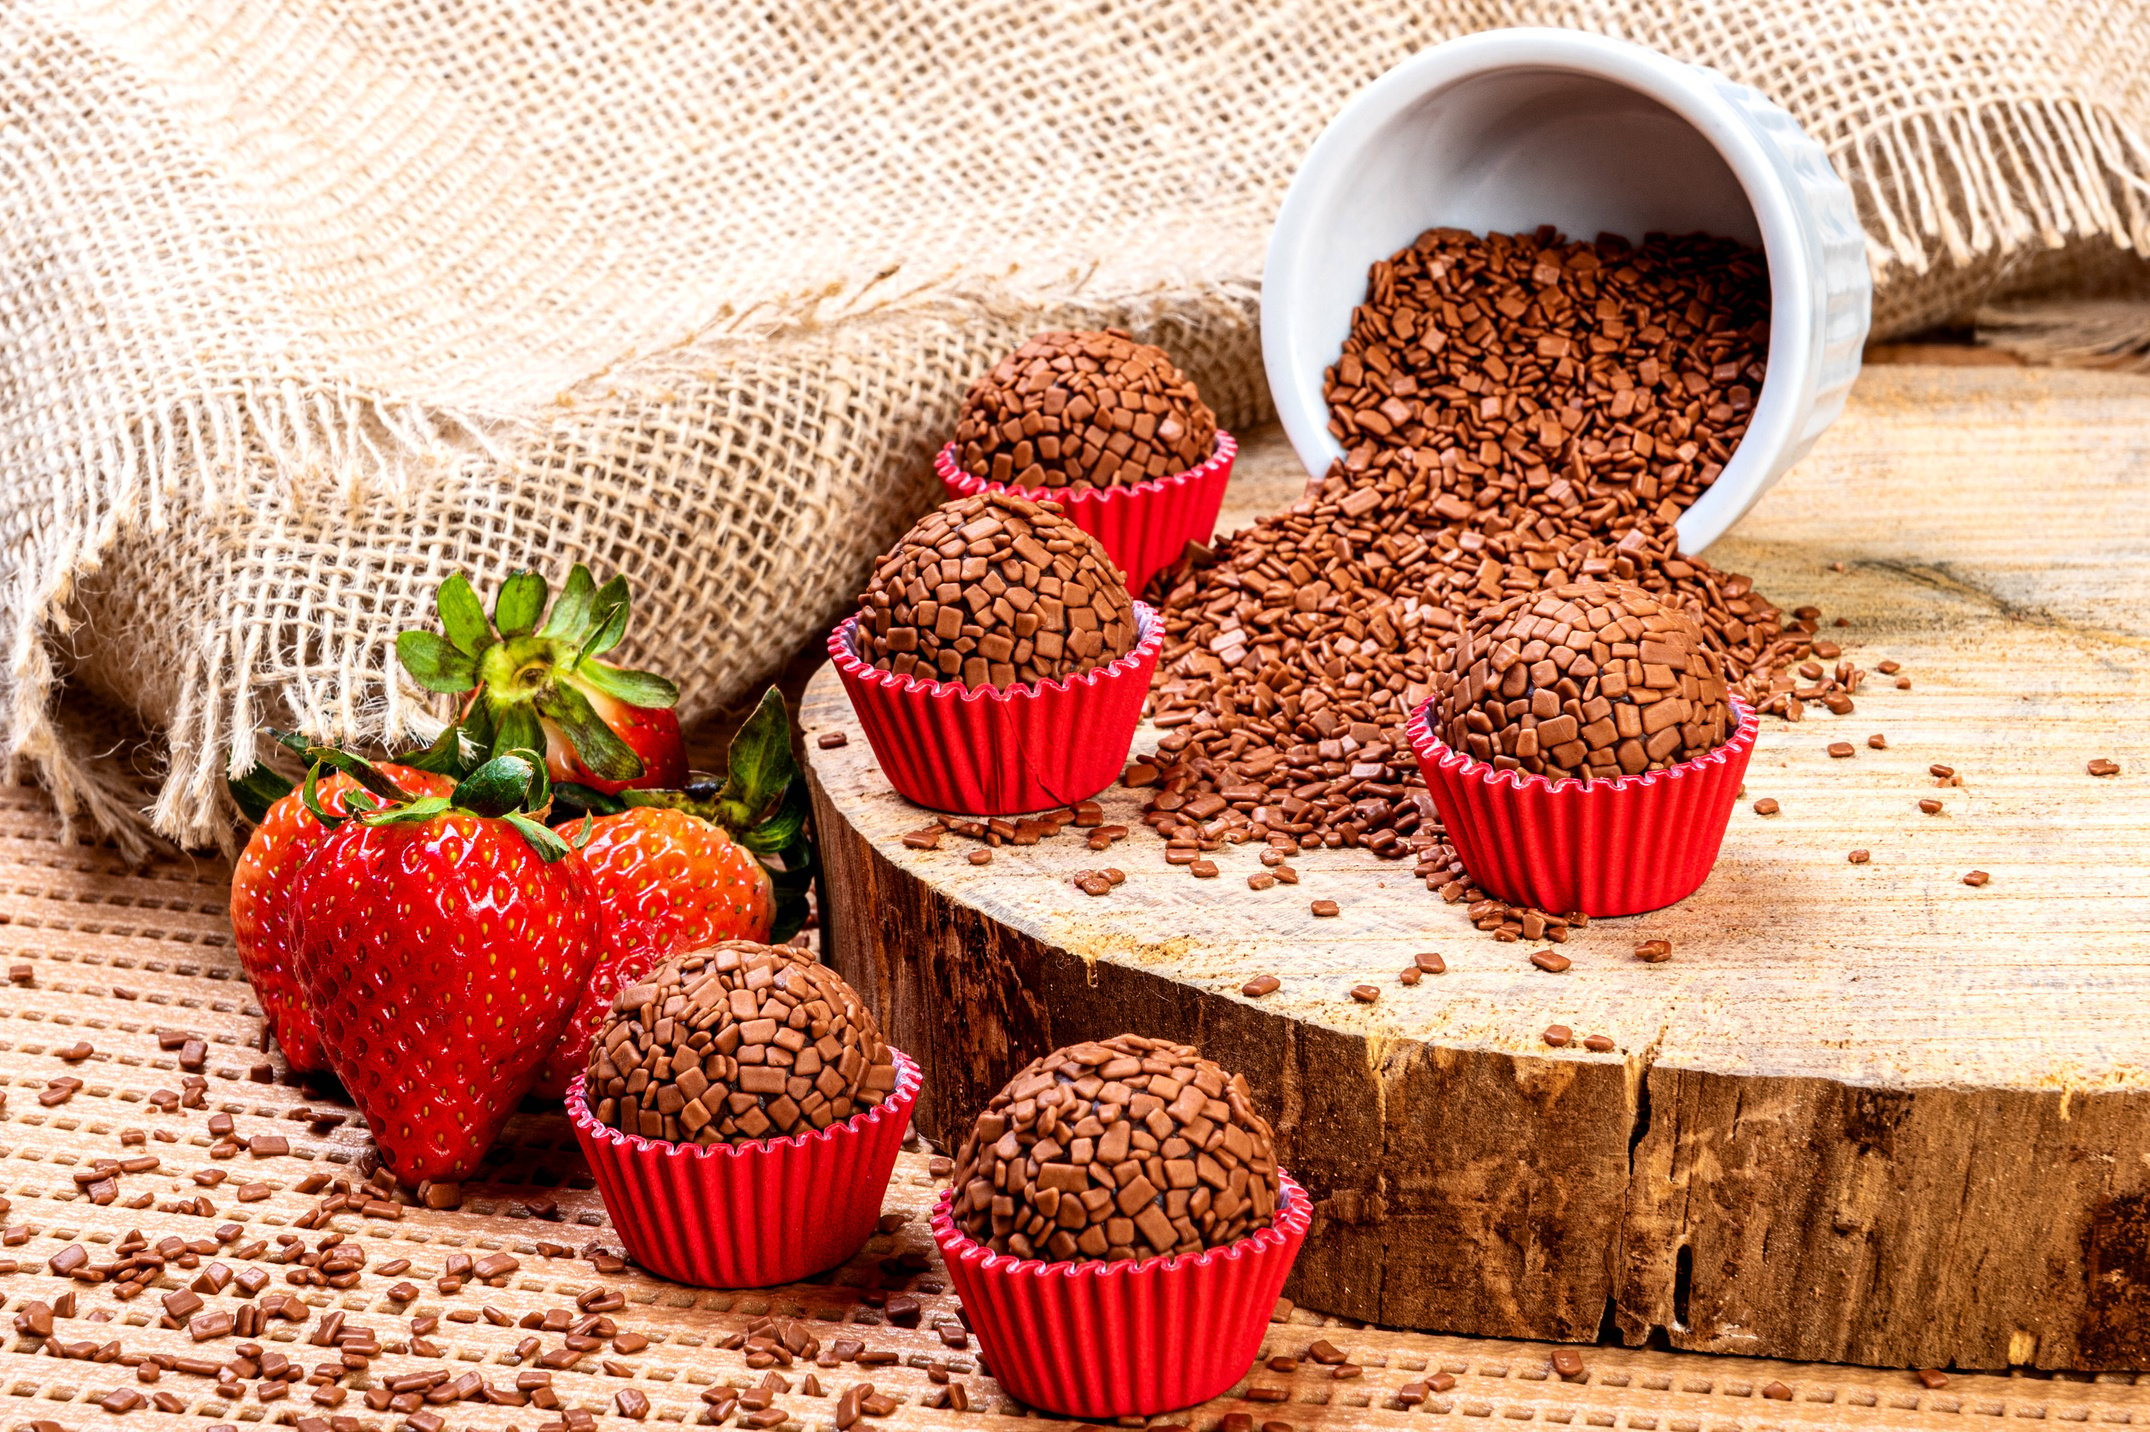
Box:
[396,565,686,800]
[228,755,454,1072]
[289,751,599,1184]
[531,686,813,1097]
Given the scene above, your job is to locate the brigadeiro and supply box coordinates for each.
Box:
[1407,581,1758,918]
[936,330,1238,595]
[585,940,898,1143]
[954,330,1217,491]
[566,942,917,1288]
[854,490,1137,688]
[1432,581,1733,780]
[930,1034,1308,1418]
[830,493,1163,816]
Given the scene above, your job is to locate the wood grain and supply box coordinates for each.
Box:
[806,362,2150,1371]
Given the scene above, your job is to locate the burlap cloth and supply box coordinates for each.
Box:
[4,0,2147,854]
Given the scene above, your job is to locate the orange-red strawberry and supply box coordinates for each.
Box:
[531,806,774,1096]
[531,686,813,1098]
[290,752,599,1184]
[229,760,453,1072]
[396,565,686,799]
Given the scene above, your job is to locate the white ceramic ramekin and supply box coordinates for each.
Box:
[1262,28,1869,555]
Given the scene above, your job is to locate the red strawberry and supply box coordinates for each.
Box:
[290,752,599,1184]
[531,686,812,1098]
[396,565,686,799]
[532,806,775,1096]
[229,761,453,1071]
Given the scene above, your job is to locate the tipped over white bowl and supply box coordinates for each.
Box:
[1261,27,1870,555]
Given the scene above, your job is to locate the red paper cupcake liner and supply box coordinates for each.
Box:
[829,604,1161,816]
[1406,698,1759,918]
[566,1052,918,1288]
[931,1175,1309,1418]
[936,432,1237,596]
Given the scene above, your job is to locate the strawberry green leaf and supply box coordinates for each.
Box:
[454,751,546,818]
[539,684,645,782]
[578,579,632,661]
[361,794,452,826]
[492,703,546,764]
[299,760,344,828]
[505,812,574,863]
[396,720,482,778]
[302,747,417,806]
[548,781,626,820]
[398,631,480,693]
[493,571,548,637]
[735,777,807,855]
[435,574,494,657]
[718,687,797,819]
[575,660,678,710]
[539,565,597,642]
[227,760,294,823]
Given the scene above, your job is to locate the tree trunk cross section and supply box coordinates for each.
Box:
[806,365,2150,1371]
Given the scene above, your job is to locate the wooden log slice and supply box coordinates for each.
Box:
[805,365,2150,1371]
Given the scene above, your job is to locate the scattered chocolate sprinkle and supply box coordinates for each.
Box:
[1848,849,1870,864]
[1633,939,1672,963]
[1542,1026,1572,1048]
[1752,798,1780,816]
[2088,758,2120,777]
[1529,950,1571,973]
[1241,975,1280,998]
[1963,870,1990,887]
[817,731,849,749]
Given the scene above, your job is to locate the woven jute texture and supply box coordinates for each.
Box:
[5,0,2149,853]
[1,784,2146,1430]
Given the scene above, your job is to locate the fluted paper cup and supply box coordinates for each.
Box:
[829,604,1161,816]
[1407,698,1758,917]
[566,1052,917,1288]
[936,432,1237,596]
[932,1175,1308,1418]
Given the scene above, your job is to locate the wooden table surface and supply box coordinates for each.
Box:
[9,787,2145,1430]
[804,362,2150,1372]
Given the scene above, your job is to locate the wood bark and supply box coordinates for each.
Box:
[808,365,2150,1370]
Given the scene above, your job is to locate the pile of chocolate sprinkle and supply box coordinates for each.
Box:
[1134,226,1841,936]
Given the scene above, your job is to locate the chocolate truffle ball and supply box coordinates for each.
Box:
[855,491,1138,688]
[1434,581,1732,780]
[584,941,897,1145]
[955,329,1217,491]
[949,1034,1281,1264]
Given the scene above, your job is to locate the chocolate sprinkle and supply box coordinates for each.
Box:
[855,491,1136,688]
[951,1033,1280,1263]
[585,941,897,1145]
[1433,580,1731,779]
[956,330,1216,490]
